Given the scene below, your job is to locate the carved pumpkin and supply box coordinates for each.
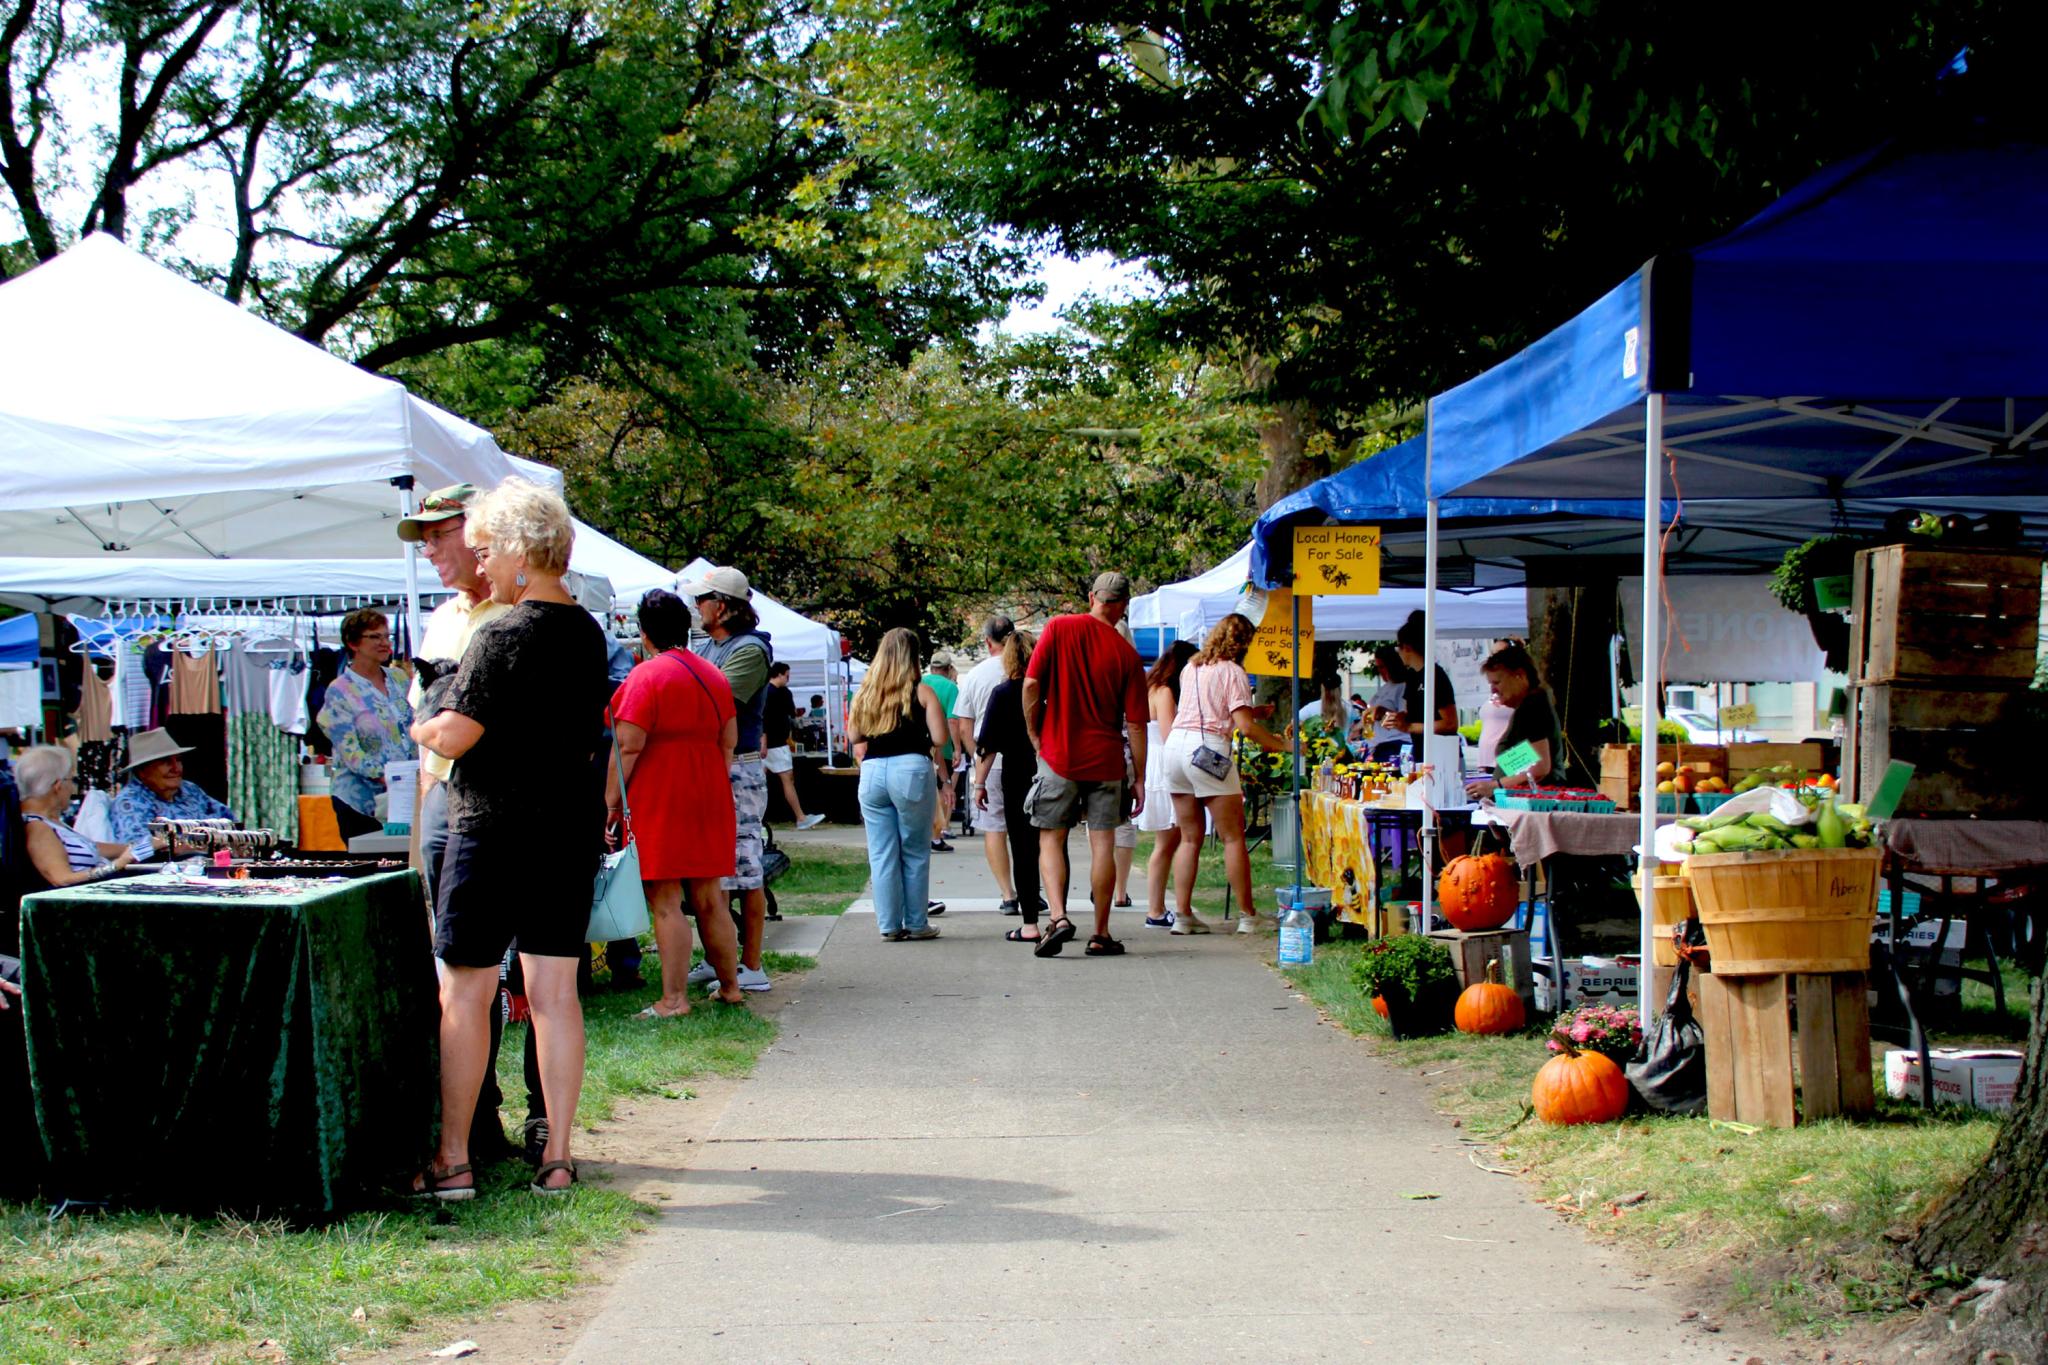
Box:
[1531,1041,1630,1125]
[1437,852,1520,932]
[1454,962,1526,1035]
[1372,995,1389,1018]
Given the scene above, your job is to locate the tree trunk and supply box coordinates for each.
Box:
[1254,396,1326,513]
[1524,582,1618,788]
[1891,972,2048,1359]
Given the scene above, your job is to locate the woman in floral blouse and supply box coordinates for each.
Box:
[317,608,416,841]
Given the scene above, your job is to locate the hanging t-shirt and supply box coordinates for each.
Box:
[268,657,311,735]
[168,648,221,715]
[75,667,115,742]
[222,645,274,716]
[0,667,41,728]
[112,643,153,729]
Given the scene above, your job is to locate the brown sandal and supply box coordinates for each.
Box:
[412,1163,476,1202]
[531,1160,578,1195]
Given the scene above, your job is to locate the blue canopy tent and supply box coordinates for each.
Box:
[1415,131,2048,997]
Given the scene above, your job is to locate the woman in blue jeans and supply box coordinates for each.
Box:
[846,628,951,940]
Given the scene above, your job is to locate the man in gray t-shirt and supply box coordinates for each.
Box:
[951,615,1019,912]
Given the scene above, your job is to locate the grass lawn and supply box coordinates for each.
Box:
[0,935,829,1365]
[772,843,873,914]
[1282,935,2015,1336]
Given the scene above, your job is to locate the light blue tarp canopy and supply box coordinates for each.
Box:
[0,613,37,667]
[1427,135,2048,505]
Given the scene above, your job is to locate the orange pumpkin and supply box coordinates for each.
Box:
[1531,1041,1629,1125]
[1372,995,1389,1018]
[1437,852,1519,932]
[1454,962,1526,1035]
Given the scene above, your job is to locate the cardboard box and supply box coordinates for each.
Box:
[1532,954,1641,1012]
[1884,1047,2026,1113]
[1872,917,1965,999]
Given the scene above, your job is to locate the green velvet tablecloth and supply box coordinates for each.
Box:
[19,870,437,1216]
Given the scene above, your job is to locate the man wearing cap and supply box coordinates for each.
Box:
[1021,572,1148,958]
[682,566,777,993]
[951,615,1019,913]
[399,482,539,1166]
[108,728,237,853]
[921,651,960,852]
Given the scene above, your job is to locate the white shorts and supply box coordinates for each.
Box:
[1163,727,1244,800]
[973,757,1007,833]
[763,745,794,774]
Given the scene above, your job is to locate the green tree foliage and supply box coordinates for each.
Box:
[0,0,1017,399]
[904,1,2015,419]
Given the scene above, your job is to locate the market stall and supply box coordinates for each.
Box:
[1246,133,2048,1079]
[18,868,437,1213]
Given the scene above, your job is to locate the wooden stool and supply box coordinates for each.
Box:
[1697,970,1874,1127]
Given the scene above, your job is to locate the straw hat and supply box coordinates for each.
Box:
[124,728,195,770]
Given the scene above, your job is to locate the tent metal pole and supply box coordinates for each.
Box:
[1639,394,1666,1023]
[1290,590,1304,899]
[395,479,423,654]
[1421,496,1439,936]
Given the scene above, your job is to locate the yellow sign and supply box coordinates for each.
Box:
[1292,525,1381,595]
[1247,587,1312,678]
[1719,703,1759,727]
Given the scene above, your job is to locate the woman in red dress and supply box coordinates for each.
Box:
[607,590,744,1015]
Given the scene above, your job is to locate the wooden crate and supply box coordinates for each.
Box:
[1698,971,1875,1127]
[1724,742,1827,783]
[1844,683,2033,816]
[1426,928,1534,1014]
[1599,744,1726,810]
[1851,544,2041,688]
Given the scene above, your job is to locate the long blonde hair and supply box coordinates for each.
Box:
[849,627,921,736]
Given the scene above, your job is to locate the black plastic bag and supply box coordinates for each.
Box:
[1626,955,1707,1115]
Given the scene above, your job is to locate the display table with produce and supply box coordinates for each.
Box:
[18,869,437,1214]
[1661,790,1883,1127]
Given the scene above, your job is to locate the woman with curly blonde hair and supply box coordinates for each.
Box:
[1163,612,1289,935]
[411,476,613,1198]
[847,627,951,941]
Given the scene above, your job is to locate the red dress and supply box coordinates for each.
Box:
[610,650,737,879]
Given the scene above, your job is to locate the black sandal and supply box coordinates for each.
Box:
[412,1162,476,1202]
[1086,934,1126,957]
[531,1160,578,1195]
[1004,926,1041,943]
[1033,917,1077,957]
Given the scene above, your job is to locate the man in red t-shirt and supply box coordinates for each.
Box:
[1022,571,1148,957]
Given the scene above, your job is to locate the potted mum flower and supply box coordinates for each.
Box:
[1547,1003,1644,1066]
[1352,935,1459,1039]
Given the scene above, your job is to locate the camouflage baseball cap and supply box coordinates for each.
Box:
[396,483,479,542]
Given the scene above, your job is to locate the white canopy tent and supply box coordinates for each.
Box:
[0,518,672,615]
[0,234,553,642]
[1131,542,1529,641]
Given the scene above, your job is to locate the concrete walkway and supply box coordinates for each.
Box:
[563,827,1743,1364]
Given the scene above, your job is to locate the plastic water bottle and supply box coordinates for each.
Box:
[1278,896,1314,967]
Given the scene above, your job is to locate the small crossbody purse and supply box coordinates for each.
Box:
[1187,665,1237,780]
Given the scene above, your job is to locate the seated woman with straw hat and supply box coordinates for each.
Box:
[107,728,237,855]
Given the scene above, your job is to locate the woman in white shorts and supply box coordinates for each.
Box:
[1163,613,1290,934]
[1136,641,1193,928]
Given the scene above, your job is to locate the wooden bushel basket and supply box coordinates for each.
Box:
[1686,848,1882,975]
[1634,874,1695,968]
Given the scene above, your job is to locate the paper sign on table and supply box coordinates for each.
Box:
[1246,587,1312,678]
[1495,740,1539,778]
[1292,525,1381,595]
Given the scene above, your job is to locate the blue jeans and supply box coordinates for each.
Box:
[858,754,936,936]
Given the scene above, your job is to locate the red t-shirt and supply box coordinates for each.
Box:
[1025,613,1146,782]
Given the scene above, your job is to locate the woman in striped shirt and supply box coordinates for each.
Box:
[16,745,135,889]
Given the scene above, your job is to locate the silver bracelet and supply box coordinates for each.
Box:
[90,860,117,880]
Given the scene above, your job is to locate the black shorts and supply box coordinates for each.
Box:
[434,828,595,967]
